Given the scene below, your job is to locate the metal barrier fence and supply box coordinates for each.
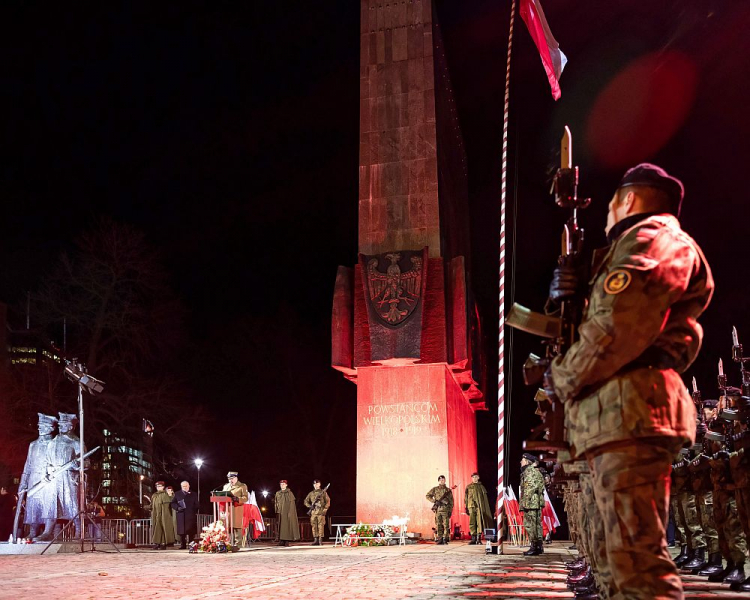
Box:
[30,514,330,545]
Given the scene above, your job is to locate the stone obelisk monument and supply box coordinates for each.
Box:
[332,0,484,537]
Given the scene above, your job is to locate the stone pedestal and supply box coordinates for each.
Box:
[356,363,476,537]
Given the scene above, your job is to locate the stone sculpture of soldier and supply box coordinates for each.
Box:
[18,413,58,540]
[40,412,83,539]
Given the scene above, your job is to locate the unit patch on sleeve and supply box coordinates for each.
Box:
[603,269,632,295]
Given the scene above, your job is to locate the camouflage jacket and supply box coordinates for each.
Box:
[709,453,736,491]
[729,448,750,489]
[426,484,454,513]
[304,489,330,516]
[519,464,545,511]
[551,214,714,457]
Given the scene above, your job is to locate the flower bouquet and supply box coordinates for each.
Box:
[342,522,395,547]
[199,520,232,553]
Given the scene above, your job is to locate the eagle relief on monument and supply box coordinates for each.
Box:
[364,249,426,327]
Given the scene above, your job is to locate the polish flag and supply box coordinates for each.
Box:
[243,491,266,539]
[541,488,561,536]
[503,486,523,528]
[519,0,567,100]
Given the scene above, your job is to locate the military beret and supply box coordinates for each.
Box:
[227,471,238,478]
[471,472,479,477]
[522,453,538,463]
[619,163,684,216]
[279,479,288,484]
[313,479,321,484]
[438,475,446,481]
[155,481,165,486]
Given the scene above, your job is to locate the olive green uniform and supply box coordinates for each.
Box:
[151,490,175,546]
[519,463,545,542]
[304,488,330,539]
[465,481,493,537]
[550,213,714,600]
[426,484,454,541]
[222,479,248,545]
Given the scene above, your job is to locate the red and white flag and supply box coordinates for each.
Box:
[243,491,266,539]
[520,0,567,100]
[541,488,561,536]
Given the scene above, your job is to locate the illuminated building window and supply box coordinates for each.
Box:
[12,357,37,365]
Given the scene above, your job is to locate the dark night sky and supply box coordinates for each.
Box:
[2,1,749,513]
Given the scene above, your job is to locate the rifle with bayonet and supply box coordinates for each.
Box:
[306,483,331,516]
[506,126,590,453]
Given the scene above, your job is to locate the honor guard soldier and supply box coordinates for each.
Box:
[519,454,546,556]
[545,164,714,598]
[426,475,453,544]
[304,480,330,546]
[464,473,493,545]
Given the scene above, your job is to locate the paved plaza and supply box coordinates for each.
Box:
[0,541,747,599]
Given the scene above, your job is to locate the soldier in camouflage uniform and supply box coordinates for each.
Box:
[304,480,329,546]
[727,394,750,591]
[519,454,545,556]
[669,465,687,557]
[672,452,706,567]
[704,428,748,584]
[426,475,453,545]
[546,164,714,599]
[684,400,720,572]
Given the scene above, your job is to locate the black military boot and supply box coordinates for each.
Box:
[523,540,539,556]
[536,539,544,554]
[471,534,479,545]
[697,552,723,576]
[675,547,695,568]
[443,537,449,545]
[436,538,445,545]
[673,544,689,567]
[724,563,745,585]
[708,561,734,582]
[683,547,706,571]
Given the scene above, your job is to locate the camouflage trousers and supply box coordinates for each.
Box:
[695,490,719,554]
[522,509,542,542]
[564,488,580,545]
[734,487,750,547]
[434,511,450,540]
[587,442,682,600]
[580,472,610,599]
[675,490,705,550]
[712,487,747,564]
[669,493,685,546]
[310,514,326,538]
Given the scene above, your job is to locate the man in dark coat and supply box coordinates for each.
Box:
[274,480,300,546]
[171,480,199,549]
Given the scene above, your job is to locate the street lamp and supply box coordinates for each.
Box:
[194,459,203,501]
[139,475,145,505]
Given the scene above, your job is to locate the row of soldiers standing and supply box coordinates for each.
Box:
[669,386,750,593]
[561,384,750,597]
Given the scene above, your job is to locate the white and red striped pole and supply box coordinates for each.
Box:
[498,0,517,549]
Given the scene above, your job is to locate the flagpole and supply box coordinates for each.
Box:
[497,0,517,554]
